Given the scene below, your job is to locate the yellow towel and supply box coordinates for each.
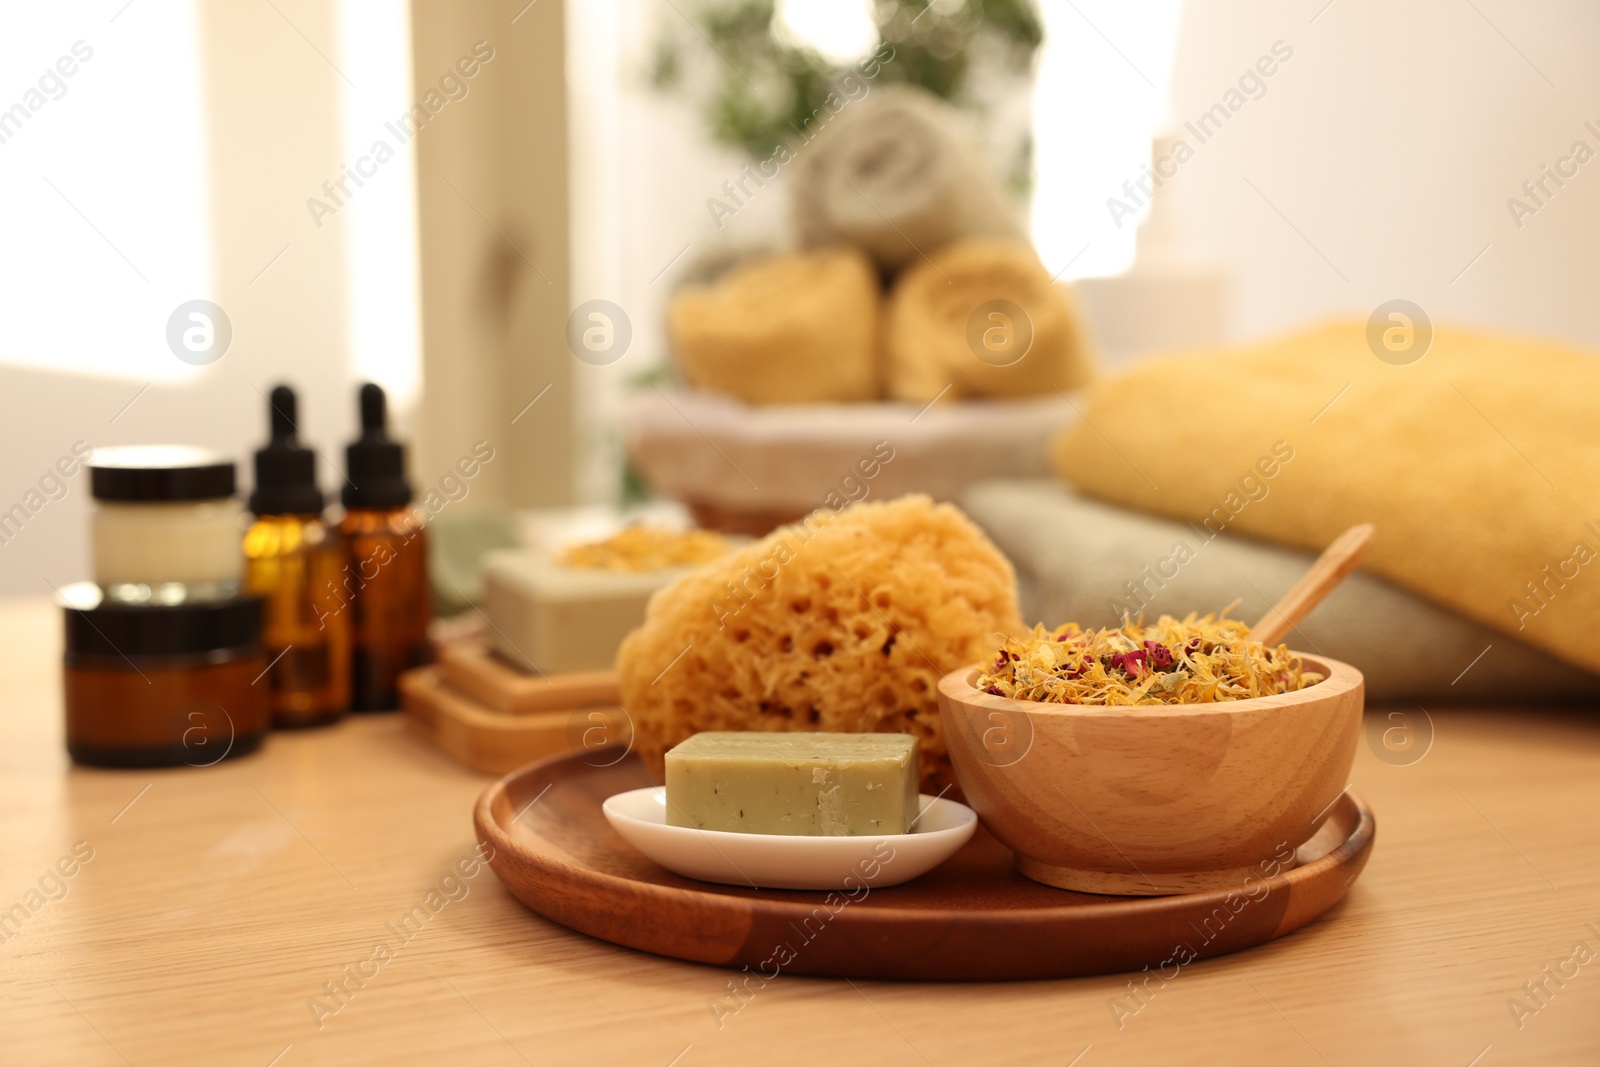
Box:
[886,239,1093,404]
[1052,320,1600,675]
[668,247,879,405]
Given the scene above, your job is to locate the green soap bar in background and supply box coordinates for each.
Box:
[664,732,920,837]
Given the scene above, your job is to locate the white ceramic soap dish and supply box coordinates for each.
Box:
[601,787,977,891]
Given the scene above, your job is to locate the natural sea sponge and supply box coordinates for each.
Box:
[667,247,880,405]
[886,239,1094,403]
[616,495,1023,790]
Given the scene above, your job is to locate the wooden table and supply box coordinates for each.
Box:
[2,598,1597,1066]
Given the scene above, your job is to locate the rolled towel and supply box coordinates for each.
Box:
[960,478,1600,703]
[667,247,880,405]
[791,85,1024,272]
[885,239,1094,403]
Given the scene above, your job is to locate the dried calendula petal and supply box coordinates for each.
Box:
[975,612,1323,706]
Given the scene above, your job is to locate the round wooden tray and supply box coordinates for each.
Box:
[474,752,1375,981]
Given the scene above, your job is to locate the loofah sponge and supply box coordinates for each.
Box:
[885,239,1094,403]
[616,495,1023,791]
[667,247,881,405]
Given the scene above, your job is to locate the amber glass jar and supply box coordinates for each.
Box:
[61,582,270,767]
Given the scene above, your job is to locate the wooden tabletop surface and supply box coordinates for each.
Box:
[2,597,1597,1066]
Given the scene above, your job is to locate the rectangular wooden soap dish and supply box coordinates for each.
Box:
[400,644,626,775]
[437,640,620,716]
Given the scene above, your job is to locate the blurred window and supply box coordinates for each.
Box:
[0,4,210,381]
[1031,0,1183,278]
[339,0,422,409]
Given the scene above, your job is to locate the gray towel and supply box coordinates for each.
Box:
[960,479,1600,703]
[791,85,1023,272]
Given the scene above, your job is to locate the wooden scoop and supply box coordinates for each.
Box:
[1249,523,1375,647]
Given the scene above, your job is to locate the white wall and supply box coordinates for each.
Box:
[1164,0,1600,343]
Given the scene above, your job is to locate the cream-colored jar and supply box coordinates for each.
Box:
[89,446,245,596]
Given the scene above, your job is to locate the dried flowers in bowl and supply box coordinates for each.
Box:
[974,612,1324,706]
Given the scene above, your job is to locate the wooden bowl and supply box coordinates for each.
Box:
[937,654,1363,896]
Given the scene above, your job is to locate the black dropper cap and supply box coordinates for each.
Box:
[249,385,324,516]
[342,382,412,510]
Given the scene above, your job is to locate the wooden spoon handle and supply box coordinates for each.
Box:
[1250,523,1376,647]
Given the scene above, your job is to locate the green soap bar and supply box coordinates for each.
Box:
[664,732,920,837]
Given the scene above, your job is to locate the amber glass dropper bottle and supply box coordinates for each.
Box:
[244,385,351,727]
[339,383,431,711]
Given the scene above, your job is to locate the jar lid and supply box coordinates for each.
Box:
[60,582,263,658]
[90,445,236,502]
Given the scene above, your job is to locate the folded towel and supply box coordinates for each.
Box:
[1051,321,1600,677]
[667,247,880,404]
[960,479,1600,702]
[885,238,1093,403]
[791,85,1024,272]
